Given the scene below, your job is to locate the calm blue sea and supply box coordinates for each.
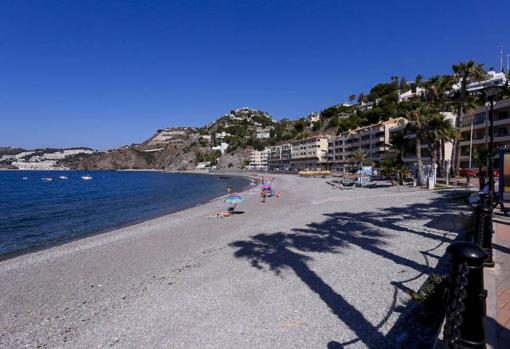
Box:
[0,171,250,259]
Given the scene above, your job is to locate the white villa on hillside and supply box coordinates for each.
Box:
[399,87,425,102]
[255,127,272,139]
[212,142,229,154]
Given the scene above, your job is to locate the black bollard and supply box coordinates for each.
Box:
[478,193,495,267]
[471,202,482,245]
[443,242,488,348]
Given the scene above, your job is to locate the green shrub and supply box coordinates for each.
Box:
[410,273,448,324]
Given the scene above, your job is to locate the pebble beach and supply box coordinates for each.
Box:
[0,174,468,348]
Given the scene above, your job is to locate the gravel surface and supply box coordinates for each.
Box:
[0,175,469,348]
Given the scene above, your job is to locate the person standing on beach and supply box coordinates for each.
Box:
[226,186,235,212]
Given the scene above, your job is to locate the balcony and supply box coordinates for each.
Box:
[460,117,510,132]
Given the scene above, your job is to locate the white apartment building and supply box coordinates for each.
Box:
[459,98,510,168]
[328,118,405,170]
[290,137,329,170]
[248,148,269,170]
[12,160,65,170]
[32,148,94,161]
[455,70,508,94]
[267,143,292,170]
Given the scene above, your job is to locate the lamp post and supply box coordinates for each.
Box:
[481,86,498,267]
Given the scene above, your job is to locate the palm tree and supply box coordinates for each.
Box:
[358,93,367,105]
[348,94,356,104]
[386,130,411,164]
[411,74,424,92]
[350,148,368,168]
[450,60,487,176]
[350,149,370,180]
[423,75,454,107]
[390,76,399,89]
[400,100,432,186]
[424,114,458,183]
[399,76,409,92]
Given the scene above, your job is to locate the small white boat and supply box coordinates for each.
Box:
[41,177,53,182]
[81,176,93,180]
[22,177,28,180]
[59,176,69,180]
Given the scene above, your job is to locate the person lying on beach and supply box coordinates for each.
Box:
[207,211,233,219]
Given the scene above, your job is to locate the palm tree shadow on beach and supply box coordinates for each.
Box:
[230,191,469,348]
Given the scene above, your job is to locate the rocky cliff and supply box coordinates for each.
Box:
[61,149,155,170]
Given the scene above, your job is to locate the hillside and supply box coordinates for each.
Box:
[55,89,411,171]
[59,108,281,171]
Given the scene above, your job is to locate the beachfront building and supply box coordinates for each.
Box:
[248,148,269,170]
[289,137,329,170]
[388,112,455,170]
[267,143,292,171]
[328,118,405,171]
[459,98,510,168]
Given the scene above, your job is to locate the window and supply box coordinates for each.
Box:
[497,127,508,137]
[498,111,509,120]
[473,112,486,125]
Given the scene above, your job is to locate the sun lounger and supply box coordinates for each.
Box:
[326,181,344,190]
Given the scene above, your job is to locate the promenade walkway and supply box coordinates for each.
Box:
[487,214,510,348]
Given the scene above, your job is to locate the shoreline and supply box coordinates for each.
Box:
[0,171,256,262]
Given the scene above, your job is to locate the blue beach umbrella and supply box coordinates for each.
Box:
[224,195,244,205]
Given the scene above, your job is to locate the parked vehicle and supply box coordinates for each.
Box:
[459,168,479,177]
[460,167,499,177]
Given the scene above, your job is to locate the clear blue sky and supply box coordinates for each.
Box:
[1,0,508,150]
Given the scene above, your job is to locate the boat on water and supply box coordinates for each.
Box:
[81,176,93,180]
[22,177,28,180]
[41,177,53,182]
[59,176,69,180]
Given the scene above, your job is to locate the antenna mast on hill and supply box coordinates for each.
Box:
[500,45,504,72]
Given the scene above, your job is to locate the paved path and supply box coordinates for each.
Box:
[487,215,510,347]
[0,176,469,348]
